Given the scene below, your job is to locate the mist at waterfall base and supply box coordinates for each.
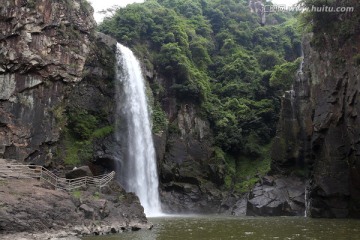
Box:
[115,43,162,217]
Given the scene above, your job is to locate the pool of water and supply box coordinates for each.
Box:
[83,216,360,240]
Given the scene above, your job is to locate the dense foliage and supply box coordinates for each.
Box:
[299,0,360,47]
[98,0,302,188]
[61,107,114,166]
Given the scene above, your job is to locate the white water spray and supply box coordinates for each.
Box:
[115,43,162,217]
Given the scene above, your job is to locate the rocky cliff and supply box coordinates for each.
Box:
[146,70,225,213]
[0,160,149,237]
[0,0,117,169]
[3,0,359,220]
[271,13,360,217]
[0,0,150,236]
[0,0,223,215]
[0,0,94,162]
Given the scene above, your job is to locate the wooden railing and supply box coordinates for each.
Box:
[0,164,115,191]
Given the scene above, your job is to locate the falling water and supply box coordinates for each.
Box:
[304,186,308,217]
[304,181,310,217]
[115,43,162,217]
[296,49,306,94]
[297,52,310,215]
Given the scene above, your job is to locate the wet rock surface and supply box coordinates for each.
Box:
[152,100,224,213]
[221,176,305,217]
[144,58,226,213]
[272,31,360,218]
[302,33,360,217]
[247,176,305,216]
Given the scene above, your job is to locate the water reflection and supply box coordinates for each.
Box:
[83,216,360,240]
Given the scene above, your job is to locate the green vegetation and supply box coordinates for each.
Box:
[26,0,38,8]
[71,190,82,199]
[64,133,83,166]
[152,103,169,133]
[52,104,67,130]
[220,144,271,193]
[79,0,93,13]
[300,0,360,48]
[353,54,360,66]
[0,180,7,186]
[68,109,98,140]
[62,108,114,166]
[235,152,271,193]
[99,0,302,188]
[92,126,114,139]
[270,58,302,91]
[93,191,101,200]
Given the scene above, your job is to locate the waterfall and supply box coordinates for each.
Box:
[115,43,162,217]
[304,186,308,217]
[304,181,310,217]
[296,49,306,94]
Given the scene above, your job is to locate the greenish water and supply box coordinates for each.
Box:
[83,216,360,240]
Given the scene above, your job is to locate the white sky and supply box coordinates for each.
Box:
[271,0,299,6]
[88,0,144,22]
[89,0,299,23]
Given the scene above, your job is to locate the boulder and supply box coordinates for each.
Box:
[66,166,93,179]
[79,204,95,219]
[246,176,306,216]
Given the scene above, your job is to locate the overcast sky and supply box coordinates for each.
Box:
[89,0,299,23]
[272,0,299,6]
[88,0,144,22]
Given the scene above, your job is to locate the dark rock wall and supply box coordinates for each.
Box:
[65,32,118,171]
[0,1,117,168]
[306,33,360,218]
[0,0,95,162]
[271,36,313,172]
[221,176,306,217]
[146,70,225,213]
[272,31,360,218]
[246,176,305,216]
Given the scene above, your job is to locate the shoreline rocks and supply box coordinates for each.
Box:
[0,176,151,238]
[220,176,306,217]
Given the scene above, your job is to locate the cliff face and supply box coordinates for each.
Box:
[0,0,117,167]
[147,72,225,213]
[0,1,150,236]
[0,0,224,214]
[272,30,360,217]
[0,0,94,161]
[306,32,360,218]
